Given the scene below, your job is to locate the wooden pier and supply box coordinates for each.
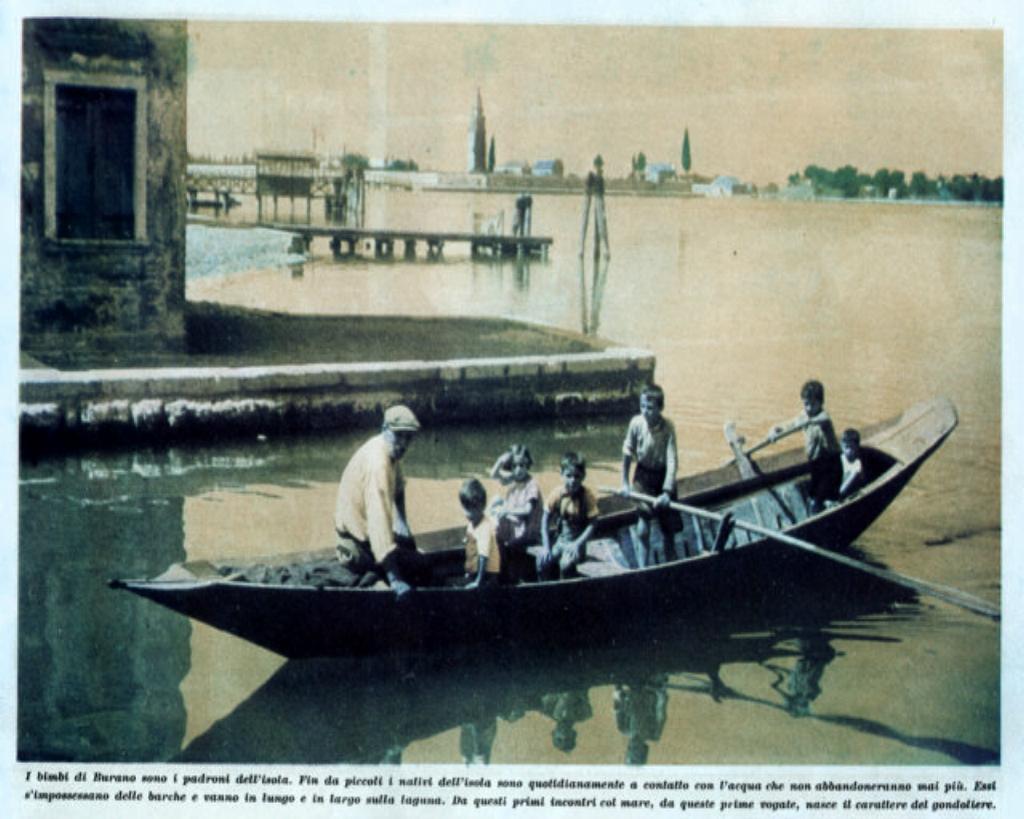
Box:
[266,223,552,261]
[187,187,239,211]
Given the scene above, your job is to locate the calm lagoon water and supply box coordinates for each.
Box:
[20,191,1001,764]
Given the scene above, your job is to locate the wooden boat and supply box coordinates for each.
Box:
[112,397,964,659]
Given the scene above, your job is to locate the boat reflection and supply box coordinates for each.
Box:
[176,600,999,766]
[614,675,667,765]
[459,718,497,765]
[766,632,838,717]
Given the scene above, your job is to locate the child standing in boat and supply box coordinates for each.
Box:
[539,452,597,580]
[459,478,502,588]
[620,384,680,567]
[768,379,841,513]
[489,444,543,583]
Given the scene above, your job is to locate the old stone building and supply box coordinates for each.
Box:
[20,19,188,363]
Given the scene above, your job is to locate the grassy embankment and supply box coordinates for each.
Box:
[23,301,606,371]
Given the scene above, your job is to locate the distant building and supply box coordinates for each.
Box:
[693,175,743,197]
[21,18,189,359]
[645,163,676,184]
[467,89,487,174]
[187,163,257,180]
[255,151,317,194]
[532,159,564,178]
[494,161,531,177]
[255,151,317,221]
[780,180,815,201]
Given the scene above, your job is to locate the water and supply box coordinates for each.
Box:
[186,223,306,281]
[20,192,1000,764]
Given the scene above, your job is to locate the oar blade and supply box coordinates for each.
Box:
[724,421,758,479]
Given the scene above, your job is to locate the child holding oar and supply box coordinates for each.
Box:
[767,379,841,513]
[620,384,680,566]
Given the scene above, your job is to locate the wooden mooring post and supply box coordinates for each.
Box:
[579,156,610,260]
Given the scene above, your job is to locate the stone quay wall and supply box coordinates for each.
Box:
[20,348,655,453]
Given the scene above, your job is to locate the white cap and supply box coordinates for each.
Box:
[383,405,421,432]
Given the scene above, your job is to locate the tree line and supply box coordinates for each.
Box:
[629,128,693,179]
[789,165,1003,203]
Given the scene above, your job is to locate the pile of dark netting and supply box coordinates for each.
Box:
[218,558,379,588]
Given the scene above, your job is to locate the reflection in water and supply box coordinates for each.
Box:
[614,675,668,765]
[460,718,497,765]
[515,256,531,291]
[578,253,610,336]
[539,690,593,755]
[173,606,995,766]
[471,255,533,295]
[766,633,839,717]
[682,629,1000,766]
[18,464,191,761]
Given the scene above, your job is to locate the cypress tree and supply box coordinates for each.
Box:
[487,136,495,173]
[682,128,691,174]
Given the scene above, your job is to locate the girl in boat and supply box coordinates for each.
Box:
[489,443,543,583]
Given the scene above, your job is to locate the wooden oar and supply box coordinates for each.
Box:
[723,422,798,526]
[723,421,775,473]
[602,487,1001,622]
[723,421,758,479]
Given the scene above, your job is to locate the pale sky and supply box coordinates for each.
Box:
[187,22,1003,185]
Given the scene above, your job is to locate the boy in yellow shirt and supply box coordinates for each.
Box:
[460,478,502,588]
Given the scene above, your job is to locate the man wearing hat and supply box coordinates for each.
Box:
[334,404,430,596]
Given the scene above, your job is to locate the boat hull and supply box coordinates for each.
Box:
[116,397,959,658]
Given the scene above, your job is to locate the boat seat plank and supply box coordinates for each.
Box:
[777,483,809,522]
[577,560,631,577]
[526,537,631,577]
[754,487,797,528]
[526,538,626,564]
[586,537,628,566]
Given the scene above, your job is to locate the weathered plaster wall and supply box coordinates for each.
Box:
[20,19,188,359]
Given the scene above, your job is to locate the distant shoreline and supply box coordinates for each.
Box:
[359,183,1005,207]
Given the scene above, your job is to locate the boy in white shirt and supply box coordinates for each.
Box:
[621,384,679,566]
[838,428,866,500]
